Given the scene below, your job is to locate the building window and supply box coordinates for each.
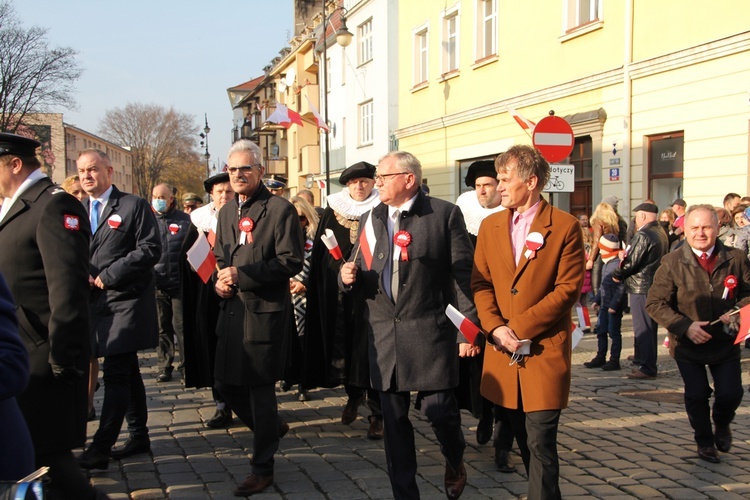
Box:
[413,25,429,86]
[358,18,373,65]
[570,136,593,218]
[647,132,684,210]
[359,100,374,146]
[565,0,599,31]
[476,0,497,61]
[442,9,459,75]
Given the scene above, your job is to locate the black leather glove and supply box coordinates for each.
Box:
[51,364,84,381]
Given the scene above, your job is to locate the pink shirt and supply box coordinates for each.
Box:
[510,200,541,265]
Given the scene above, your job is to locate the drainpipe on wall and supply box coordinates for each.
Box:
[621,0,634,213]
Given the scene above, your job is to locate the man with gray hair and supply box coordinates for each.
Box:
[213,140,304,496]
[647,204,750,463]
[341,151,477,499]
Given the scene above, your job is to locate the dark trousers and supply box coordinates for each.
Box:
[379,389,465,500]
[37,450,98,500]
[492,405,515,451]
[216,381,279,476]
[506,403,562,500]
[92,351,148,453]
[630,293,658,375]
[156,288,185,373]
[345,384,382,419]
[676,357,743,448]
[596,305,623,361]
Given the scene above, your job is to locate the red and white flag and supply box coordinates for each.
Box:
[266,103,304,129]
[445,304,482,345]
[506,106,536,136]
[358,214,376,270]
[186,232,217,284]
[734,304,750,344]
[321,229,343,260]
[305,95,329,132]
[206,229,216,249]
[570,322,585,350]
[317,179,327,190]
[576,304,591,332]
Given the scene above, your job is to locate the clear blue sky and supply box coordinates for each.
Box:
[13,0,294,171]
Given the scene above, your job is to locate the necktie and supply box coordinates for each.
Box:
[91,200,100,234]
[391,210,400,302]
[698,252,711,273]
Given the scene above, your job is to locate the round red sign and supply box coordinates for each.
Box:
[532,115,574,163]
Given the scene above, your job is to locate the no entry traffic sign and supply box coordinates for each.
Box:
[532,115,574,163]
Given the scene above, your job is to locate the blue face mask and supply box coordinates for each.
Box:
[152,199,168,213]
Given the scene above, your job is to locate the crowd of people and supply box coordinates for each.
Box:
[1,128,749,500]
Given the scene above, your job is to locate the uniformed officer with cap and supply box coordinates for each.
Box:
[182,192,203,214]
[264,174,288,197]
[0,133,104,498]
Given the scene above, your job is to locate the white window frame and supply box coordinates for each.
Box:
[441,6,460,75]
[564,0,600,31]
[413,22,430,87]
[359,100,374,146]
[358,18,373,66]
[475,0,497,61]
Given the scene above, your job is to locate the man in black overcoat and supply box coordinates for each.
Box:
[76,149,162,470]
[213,140,304,496]
[0,133,103,498]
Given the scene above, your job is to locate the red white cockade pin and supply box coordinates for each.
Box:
[168,223,179,235]
[723,275,738,300]
[393,230,412,261]
[238,217,254,245]
[107,214,122,230]
[524,232,544,260]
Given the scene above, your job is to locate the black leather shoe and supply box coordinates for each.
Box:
[87,407,97,422]
[476,415,493,445]
[698,445,720,463]
[600,360,621,371]
[278,419,290,439]
[367,417,384,440]
[206,409,233,428]
[715,425,732,452]
[110,436,150,459]
[157,370,172,383]
[233,474,273,496]
[341,395,365,425]
[78,447,110,470]
[583,356,605,368]
[494,448,516,473]
[444,461,467,500]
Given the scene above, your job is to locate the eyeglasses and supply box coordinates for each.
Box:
[227,165,261,175]
[374,172,409,183]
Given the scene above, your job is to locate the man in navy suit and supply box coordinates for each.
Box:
[76,149,162,470]
[341,151,477,500]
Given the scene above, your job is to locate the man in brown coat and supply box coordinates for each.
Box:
[471,145,584,500]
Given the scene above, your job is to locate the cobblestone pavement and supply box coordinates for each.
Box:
[85,316,750,499]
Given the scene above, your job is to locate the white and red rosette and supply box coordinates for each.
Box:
[394,230,412,261]
[107,214,122,230]
[238,217,254,244]
[723,275,738,300]
[524,232,544,260]
[168,223,179,235]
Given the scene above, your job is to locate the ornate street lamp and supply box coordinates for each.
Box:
[199,113,211,178]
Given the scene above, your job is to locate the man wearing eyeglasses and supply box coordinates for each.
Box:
[341,151,477,500]
[213,140,304,497]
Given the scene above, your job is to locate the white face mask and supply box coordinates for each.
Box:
[152,198,168,213]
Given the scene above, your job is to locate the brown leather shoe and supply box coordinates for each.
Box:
[341,395,365,425]
[626,370,656,380]
[715,425,732,452]
[444,461,467,500]
[697,446,720,463]
[233,474,273,496]
[367,417,384,440]
[494,448,516,473]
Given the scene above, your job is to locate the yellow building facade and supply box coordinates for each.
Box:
[395,0,750,214]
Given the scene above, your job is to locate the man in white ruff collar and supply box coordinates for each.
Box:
[302,161,384,439]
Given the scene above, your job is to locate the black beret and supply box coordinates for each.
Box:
[203,172,230,193]
[633,202,659,214]
[465,160,497,188]
[339,161,376,186]
[264,174,287,190]
[0,132,40,157]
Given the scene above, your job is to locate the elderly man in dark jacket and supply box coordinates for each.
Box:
[213,140,304,496]
[77,148,162,470]
[647,204,750,463]
[612,202,668,379]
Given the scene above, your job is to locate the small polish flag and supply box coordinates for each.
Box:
[445,304,482,345]
[570,323,585,350]
[321,229,343,260]
[186,232,217,284]
[358,214,376,270]
[317,179,327,190]
[206,229,216,249]
[305,95,329,132]
[734,304,750,344]
[506,106,536,135]
[266,103,304,129]
[575,305,591,333]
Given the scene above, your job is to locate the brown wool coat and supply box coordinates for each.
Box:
[472,199,584,412]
